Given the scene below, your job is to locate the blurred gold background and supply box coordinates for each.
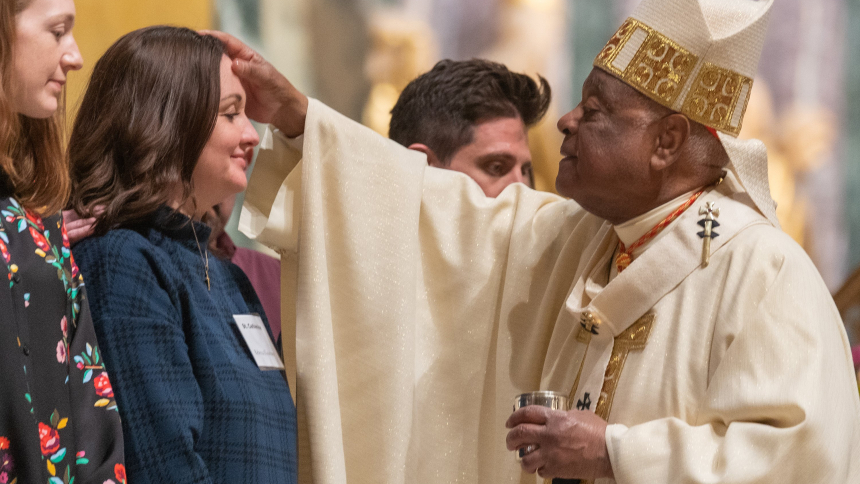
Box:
[66,0,213,121]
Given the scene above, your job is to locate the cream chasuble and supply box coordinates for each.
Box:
[241,99,860,484]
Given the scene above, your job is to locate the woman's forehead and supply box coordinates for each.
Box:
[219,55,246,101]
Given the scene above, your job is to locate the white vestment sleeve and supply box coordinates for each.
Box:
[240,128,304,252]
[605,239,860,483]
[241,99,589,484]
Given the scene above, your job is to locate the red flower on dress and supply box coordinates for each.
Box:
[60,222,80,279]
[114,463,126,482]
[61,316,68,338]
[28,226,50,253]
[70,252,80,279]
[24,210,44,231]
[37,423,59,456]
[61,223,71,250]
[94,373,114,398]
[0,239,9,264]
[0,438,13,483]
[60,223,80,279]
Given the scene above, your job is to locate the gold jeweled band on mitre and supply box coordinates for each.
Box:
[682,63,753,136]
[594,18,754,137]
[594,18,699,109]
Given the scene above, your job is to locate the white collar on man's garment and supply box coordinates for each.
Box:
[612,189,699,256]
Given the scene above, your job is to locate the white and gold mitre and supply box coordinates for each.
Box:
[595,0,781,226]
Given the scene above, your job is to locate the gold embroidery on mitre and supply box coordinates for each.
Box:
[594,19,699,108]
[594,313,655,420]
[594,18,639,75]
[625,32,698,106]
[682,63,753,136]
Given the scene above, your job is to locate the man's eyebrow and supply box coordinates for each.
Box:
[474,152,524,163]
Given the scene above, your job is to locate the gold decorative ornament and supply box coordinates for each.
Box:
[594,18,754,137]
[568,312,655,418]
[578,311,601,340]
[594,18,699,109]
[682,64,753,136]
[594,313,655,420]
[594,18,639,71]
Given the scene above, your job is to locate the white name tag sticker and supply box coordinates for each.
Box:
[233,314,285,371]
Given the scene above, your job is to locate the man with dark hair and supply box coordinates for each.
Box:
[389,59,551,197]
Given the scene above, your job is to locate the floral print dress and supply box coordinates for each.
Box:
[0,192,125,484]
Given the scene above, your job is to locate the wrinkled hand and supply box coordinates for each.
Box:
[62,210,96,245]
[506,406,613,480]
[201,30,308,137]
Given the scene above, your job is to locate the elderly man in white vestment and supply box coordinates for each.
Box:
[210,0,860,482]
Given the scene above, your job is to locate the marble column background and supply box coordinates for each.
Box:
[402,0,499,60]
[756,0,849,291]
[844,0,860,280]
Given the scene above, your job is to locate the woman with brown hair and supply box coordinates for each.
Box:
[69,26,297,484]
[0,0,125,482]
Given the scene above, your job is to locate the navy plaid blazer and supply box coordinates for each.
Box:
[74,208,297,484]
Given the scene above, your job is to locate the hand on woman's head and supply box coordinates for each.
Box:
[201,30,308,138]
[11,0,83,118]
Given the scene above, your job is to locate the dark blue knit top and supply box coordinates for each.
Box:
[73,207,297,484]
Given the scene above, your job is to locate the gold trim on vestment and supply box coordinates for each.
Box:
[594,314,655,419]
[594,18,753,137]
[556,314,656,484]
[567,313,655,417]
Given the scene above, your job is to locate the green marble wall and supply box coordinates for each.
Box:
[566,1,615,107]
[846,0,860,270]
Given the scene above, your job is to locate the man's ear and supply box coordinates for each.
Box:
[408,143,444,168]
[650,114,690,171]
